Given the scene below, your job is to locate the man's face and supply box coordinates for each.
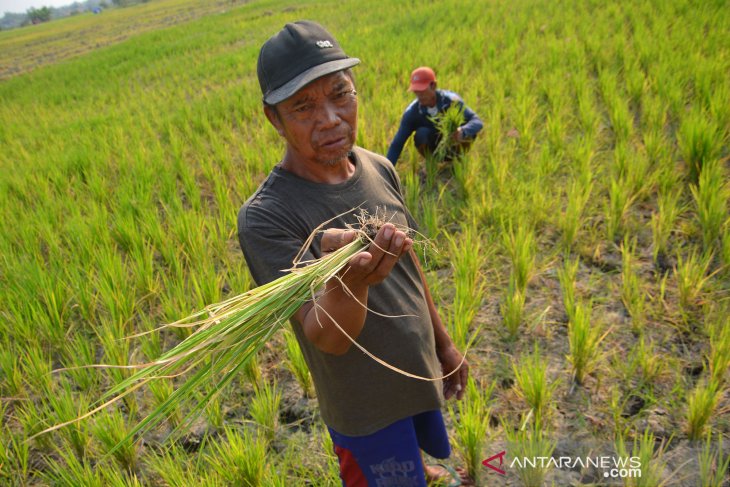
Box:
[266,71,358,167]
[413,82,437,108]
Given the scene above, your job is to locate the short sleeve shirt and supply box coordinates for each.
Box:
[237,146,443,436]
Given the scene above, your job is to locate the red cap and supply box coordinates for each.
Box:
[409,66,436,91]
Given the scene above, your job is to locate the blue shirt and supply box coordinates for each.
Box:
[386,89,483,165]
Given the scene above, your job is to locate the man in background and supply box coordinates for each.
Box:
[386,66,483,165]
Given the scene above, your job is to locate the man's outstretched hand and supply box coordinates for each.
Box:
[321,223,413,290]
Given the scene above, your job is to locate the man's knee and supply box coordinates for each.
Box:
[414,127,439,153]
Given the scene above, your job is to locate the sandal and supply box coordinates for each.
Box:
[426,463,462,487]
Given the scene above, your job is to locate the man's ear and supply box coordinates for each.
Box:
[264,104,285,136]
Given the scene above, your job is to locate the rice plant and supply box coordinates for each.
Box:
[576,82,599,136]
[0,429,30,483]
[631,338,664,387]
[502,222,536,293]
[448,378,494,485]
[40,448,108,487]
[419,193,442,240]
[605,176,636,243]
[93,409,139,472]
[147,378,181,427]
[45,384,92,459]
[446,224,488,350]
[0,348,24,398]
[674,248,714,312]
[620,237,646,333]
[249,379,282,444]
[557,256,579,322]
[708,314,730,386]
[686,380,719,441]
[514,81,539,152]
[501,280,526,341]
[677,108,722,184]
[21,347,53,397]
[284,329,314,398]
[697,431,730,487]
[207,427,270,487]
[62,334,101,393]
[567,302,608,385]
[402,168,420,216]
[147,442,213,486]
[243,353,263,388]
[690,159,728,253]
[512,344,558,426]
[504,422,556,487]
[560,178,593,251]
[651,187,683,263]
[614,428,668,487]
[608,96,633,144]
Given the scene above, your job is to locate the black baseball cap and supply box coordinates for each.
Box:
[257,20,360,105]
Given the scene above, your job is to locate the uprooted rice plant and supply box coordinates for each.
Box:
[1,0,728,484]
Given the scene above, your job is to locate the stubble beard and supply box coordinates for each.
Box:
[316,132,355,167]
[319,149,351,167]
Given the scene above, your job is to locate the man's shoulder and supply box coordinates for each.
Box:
[439,89,464,103]
[238,170,290,229]
[353,146,401,191]
[354,147,397,178]
[354,146,392,169]
[402,99,420,116]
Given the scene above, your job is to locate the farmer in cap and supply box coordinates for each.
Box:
[238,21,472,487]
[386,66,483,165]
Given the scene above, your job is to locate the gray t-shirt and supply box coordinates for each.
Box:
[237,146,443,436]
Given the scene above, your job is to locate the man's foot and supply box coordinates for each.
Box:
[424,463,475,486]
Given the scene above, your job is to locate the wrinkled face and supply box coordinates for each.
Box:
[266,71,358,167]
[413,82,437,107]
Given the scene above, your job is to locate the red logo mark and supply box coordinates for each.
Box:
[482,450,507,475]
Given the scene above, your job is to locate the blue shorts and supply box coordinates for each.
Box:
[328,410,451,487]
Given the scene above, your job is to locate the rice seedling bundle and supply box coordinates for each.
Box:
[429,103,466,161]
[38,211,462,452]
[38,216,374,449]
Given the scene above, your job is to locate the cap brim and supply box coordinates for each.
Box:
[264,58,361,105]
[409,81,432,92]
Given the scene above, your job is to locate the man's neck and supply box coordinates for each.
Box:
[419,89,439,109]
[280,151,356,184]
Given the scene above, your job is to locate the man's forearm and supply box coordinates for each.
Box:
[298,276,369,356]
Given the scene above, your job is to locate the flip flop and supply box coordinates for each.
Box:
[427,463,462,487]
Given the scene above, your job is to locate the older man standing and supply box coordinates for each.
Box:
[237,21,471,487]
[386,66,483,166]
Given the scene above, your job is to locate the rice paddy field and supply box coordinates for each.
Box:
[1,0,729,485]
